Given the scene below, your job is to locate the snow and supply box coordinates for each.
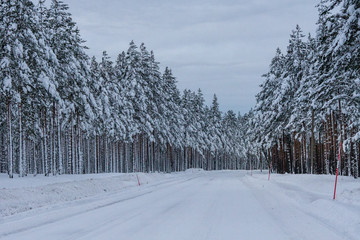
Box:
[0,57,10,68]
[2,76,12,91]
[39,72,55,97]
[12,40,23,58]
[0,172,171,217]
[0,171,359,240]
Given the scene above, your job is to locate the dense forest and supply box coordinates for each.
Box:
[253,0,360,178]
[0,0,359,178]
[0,0,255,178]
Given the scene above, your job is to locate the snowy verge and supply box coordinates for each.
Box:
[0,172,188,218]
[244,171,360,239]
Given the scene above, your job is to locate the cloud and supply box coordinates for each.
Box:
[65,0,318,114]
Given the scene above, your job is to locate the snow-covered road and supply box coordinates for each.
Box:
[0,171,359,240]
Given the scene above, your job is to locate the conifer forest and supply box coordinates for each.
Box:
[0,0,359,179]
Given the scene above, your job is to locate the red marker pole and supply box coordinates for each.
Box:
[136,174,141,186]
[333,143,342,200]
[134,168,141,186]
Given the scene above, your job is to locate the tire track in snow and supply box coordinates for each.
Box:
[70,176,208,240]
[72,173,216,240]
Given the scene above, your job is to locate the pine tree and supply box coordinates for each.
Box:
[0,0,59,177]
[162,67,184,149]
[207,94,222,169]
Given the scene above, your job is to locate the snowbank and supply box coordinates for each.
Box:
[245,171,360,239]
[0,172,175,217]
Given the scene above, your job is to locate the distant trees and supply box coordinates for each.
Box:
[253,0,360,178]
[2,0,358,179]
[0,0,253,178]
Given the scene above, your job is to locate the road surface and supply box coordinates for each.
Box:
[0,171,352,240]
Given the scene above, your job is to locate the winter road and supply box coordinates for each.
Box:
[0,171,353,240]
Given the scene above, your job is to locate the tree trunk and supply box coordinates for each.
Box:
[87,137,90,174]
[57,108,62,174]
[33,140,37,176]
[19,101,24,177]
[51,102,55,175]
[95,135,98,174]
[310,108,315,174]
[71,123,75,174]
[355,141,359,179]
[43,109,49,176]
[78,127,83,174]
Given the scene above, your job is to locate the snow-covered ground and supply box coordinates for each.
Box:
[0,170,359,240]
[0,171,179,217]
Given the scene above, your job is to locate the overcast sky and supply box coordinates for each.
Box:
[64,0,319,114]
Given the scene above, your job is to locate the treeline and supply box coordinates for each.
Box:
[3,0,358,179]
[252,0,360,178]
[0,0,259,178]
